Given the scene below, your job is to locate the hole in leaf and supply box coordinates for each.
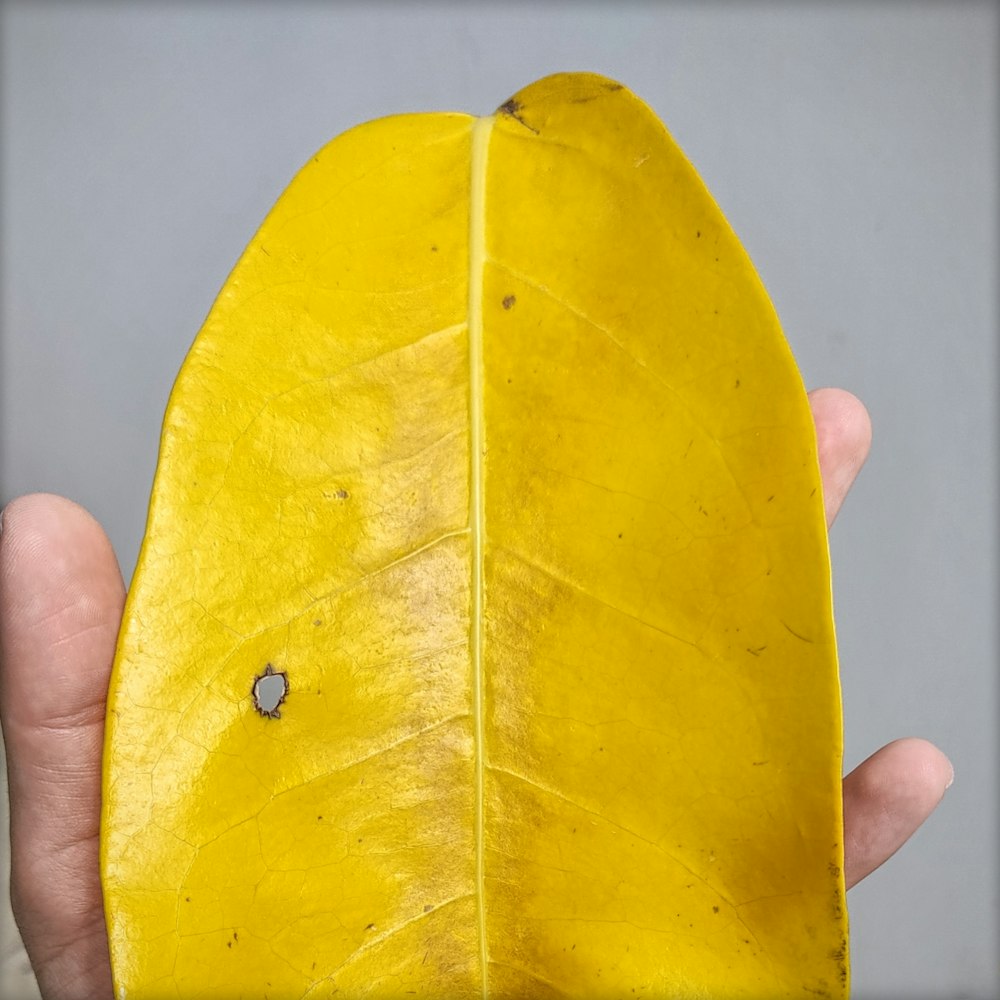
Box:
[252,664,288,719]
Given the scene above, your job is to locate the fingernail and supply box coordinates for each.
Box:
[945,763,955,789]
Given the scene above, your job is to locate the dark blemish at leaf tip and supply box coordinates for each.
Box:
[497,97,540,134]
[502,294,516,310]
[252,664,289,719]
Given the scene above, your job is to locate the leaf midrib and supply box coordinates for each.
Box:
[469,113,493,997]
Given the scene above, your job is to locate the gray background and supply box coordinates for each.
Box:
[1,2,996,998]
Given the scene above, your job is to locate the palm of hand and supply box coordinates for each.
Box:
[0,389,951,1000]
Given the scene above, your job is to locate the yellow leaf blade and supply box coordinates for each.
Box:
[102,72,848,999]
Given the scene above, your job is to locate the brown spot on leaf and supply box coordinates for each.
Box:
[502,294,516,310]
[497,97,539,134]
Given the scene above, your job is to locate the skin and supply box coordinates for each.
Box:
[0,388,952,1000]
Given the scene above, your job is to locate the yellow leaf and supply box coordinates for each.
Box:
[102,73,848,999]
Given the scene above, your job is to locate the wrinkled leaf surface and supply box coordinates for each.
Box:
[102,73,848,999]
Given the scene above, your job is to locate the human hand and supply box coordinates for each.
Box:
[0,387,953,1000]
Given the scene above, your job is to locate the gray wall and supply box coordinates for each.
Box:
[1,3,996,999]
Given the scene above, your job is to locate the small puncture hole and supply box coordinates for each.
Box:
[252,664,289,719]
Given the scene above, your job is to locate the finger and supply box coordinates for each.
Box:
[842,737,953,889]
[0,494,124,1000]
[808,387,872,528]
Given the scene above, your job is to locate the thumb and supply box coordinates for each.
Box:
[0,494,124,1000]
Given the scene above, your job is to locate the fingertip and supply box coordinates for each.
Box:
[2,491,114,549]
[842,736,952,888]
[891,736,954,796]
[807,388,873,526]
[844,737,953,816]
[0,491,124,597]
[0,492,124,730]
[809,387,872,467]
